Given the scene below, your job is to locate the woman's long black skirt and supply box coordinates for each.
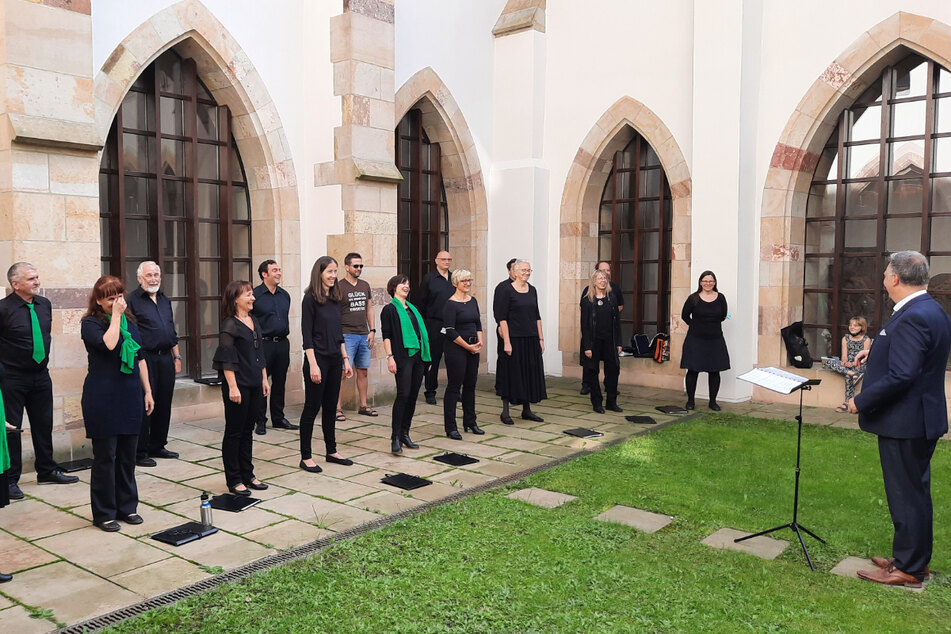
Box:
[495,336,547,405]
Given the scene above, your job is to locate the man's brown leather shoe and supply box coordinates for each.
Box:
[870,556,930,580]
[857,564,922,588]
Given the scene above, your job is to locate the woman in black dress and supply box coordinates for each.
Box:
[680,270,730,411]
[213,280,270,496]
[442,269,484,438]
[81,275,154,531]
[299,256,354,472]
[580,269,622,414]
[494,259,547,423]
[382,274,430,454]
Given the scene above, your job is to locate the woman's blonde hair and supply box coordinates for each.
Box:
[451,269,472,287]
[586,270,609,305]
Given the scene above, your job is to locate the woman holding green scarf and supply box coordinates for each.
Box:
[381,275,430,454]
[81,276,154,532]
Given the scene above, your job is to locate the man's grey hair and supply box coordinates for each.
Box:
[888,251,930,287]
[7,262,36,285]
[136,261,160,278]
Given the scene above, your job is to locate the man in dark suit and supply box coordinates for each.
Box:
[848,250,951,588]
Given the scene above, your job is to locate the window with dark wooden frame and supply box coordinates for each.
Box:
[99,50,252,379]
[597,133,673,343]
[805,52,951,365]
[395,108,449,292]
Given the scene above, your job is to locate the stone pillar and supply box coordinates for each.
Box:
[489,8,550,370]
[317,0,400,402]
[0,0,101,454]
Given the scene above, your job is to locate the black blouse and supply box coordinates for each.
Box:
[493,283,541,338]
[443,297,482,342]
[212,316,266,387]
[301,294,344,357]
[381,302,425,365]
[682,293,728,340]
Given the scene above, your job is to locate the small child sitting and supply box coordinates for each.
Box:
[827,316,872,412]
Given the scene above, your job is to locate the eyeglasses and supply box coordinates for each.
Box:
[459,279,472,284]
[519,269,533,274]
[351,264,364,269]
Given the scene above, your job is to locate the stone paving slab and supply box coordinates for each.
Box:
[147,529,275,570]
[146,458,220,482]
[164,439,221,462]
[0,593,12,609]
[266,470,380,503]
[0,604,56,633]
[354,490,426,515]
[2,499,89,540]
[460,458,527,478]
[429,468,497,489]
[422,436,510,458]
[594,505,673,534]
[701,527,788,560]
[164,500,283,535]
[829,556,927,592]
[135,472,204,506]
[36,529,170,578]
[110,556,213,599]
[0,526,60,572]
[242,519,335,550]
[69,503,192,538]
[506,487,577,509]
[496,451,557,468]
[167,425,223,445]
[17,479,89,509]
[258,492,378,532]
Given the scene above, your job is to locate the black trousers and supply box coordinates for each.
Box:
[90,434,139,524]
[138,351,175,458]
[582,338,620,406]
[221,384,263,488]
[257,338,290,425]
[392,355,424,439]
[423,319,445,399]
[443,343,479,432]
[879,435,938,580]
[1,368,56,482]
[300,355,343,458]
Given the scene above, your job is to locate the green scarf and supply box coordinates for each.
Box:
[109,313,141,374]
[0,388,9,474]
[391,298,431,362]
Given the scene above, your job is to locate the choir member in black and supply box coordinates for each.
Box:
[579,261,624,395]
[251,259,297,435]
[0,364,15,581]
[442,269,484,438]
[493,258,517,364]
[580,270,623,413]
[414,250,454,405]
[126,261,181,467]
[680,270,730,411]
[494,259,547,423]
[0,262,79,501]
[299,256,354,473]
[81,276,154,531]
[212,280,270,496]
[382,275,430,454]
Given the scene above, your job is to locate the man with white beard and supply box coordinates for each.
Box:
[127,261,181,467]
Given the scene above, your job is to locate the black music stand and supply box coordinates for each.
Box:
[735,371,825,570]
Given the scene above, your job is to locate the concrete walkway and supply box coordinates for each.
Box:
[0,376,855,631]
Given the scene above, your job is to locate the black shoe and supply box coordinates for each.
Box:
[326,455,354,466]
[0,573,11,583]
[521,412,544,422]
[273,418,299,430]
[580,384,591,395]
[8,483,24,500]
[37,470,79,485]
[255,422,267,436]
[391,439,403,454]
[149,448,179,459]
[606,403,623,413]
[709,402,722,412]
[447,430,463,440]
[245,481,268,491]
[299,460,323,473]
[400,435,419,449]
[96,520,121,532]
[464,423,485,435]
[425,395,437,406]
[593,404,605,414]
[136,457,157,467]
[229,485,252,497]
[118,513,144,525]
[685,400,695,410]
[500,414,514,425]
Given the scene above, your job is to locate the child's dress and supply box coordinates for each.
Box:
[826,335,870,402]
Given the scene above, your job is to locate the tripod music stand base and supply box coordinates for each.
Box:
[735,522,826,570]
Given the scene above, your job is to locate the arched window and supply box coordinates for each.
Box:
[395,108,449,291]
[598,132,673,342]
[99,50,252,378]
[804,52,951,359]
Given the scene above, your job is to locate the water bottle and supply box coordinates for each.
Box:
[200,492,213,527]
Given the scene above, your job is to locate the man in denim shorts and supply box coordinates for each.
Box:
[336,253,376,419]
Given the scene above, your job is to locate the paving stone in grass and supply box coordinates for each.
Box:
[594,505,673,533]
[506,487,577,509]
[701,527,788,560]
[830,556,927,592]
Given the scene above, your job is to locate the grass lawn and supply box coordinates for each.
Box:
[108,414,951,633]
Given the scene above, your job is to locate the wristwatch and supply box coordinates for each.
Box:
[370,329,376,333]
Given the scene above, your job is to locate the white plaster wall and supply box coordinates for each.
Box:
[91,0,341,287]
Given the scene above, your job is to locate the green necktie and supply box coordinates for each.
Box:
[27,302,45,364]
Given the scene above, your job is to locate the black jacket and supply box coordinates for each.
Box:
[580,291,621,368]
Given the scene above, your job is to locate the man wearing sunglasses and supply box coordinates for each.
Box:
[337,253,376,419]
[251,260,297,435]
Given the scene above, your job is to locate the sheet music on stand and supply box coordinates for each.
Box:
[738,367,809,395]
